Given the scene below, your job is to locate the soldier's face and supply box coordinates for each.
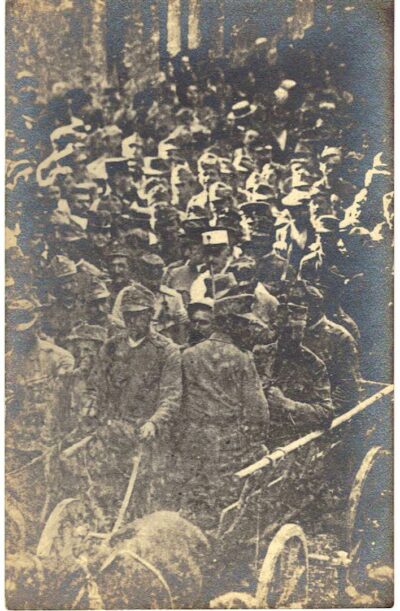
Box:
[123,309,153,341]
[189,308,214,343]
[280,317,306,345]
[73,340,99,371]
[91,229,111,249]
[208,246,230,273]
[110,257,130,285]
[87,297,109,324]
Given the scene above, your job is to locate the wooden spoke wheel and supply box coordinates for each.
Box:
[255,523,309,608]
[36,497,93,562]
[6,496,27,554]
[346,446,393,590]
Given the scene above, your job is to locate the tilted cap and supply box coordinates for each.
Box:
[277,302,308,321]
[140,253,165,273]
[120,283,156,312]
[67,323,107,343]
[7,298,39,331]
[202,229,229,247]
[87,278,111,300]
[187,297,214,316]
[314,215,340,234]
[49,255,77,278]
[214,294,254,317]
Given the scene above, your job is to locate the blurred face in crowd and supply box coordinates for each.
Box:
[141,267,163,293]
[123,309,153,341]
[188,306,214,345]
[187,242,204,268]
[289,205,310,228]
[186,85,200,106]
[112,171,133,194]
[207,245,231,273]
[87,296,110,325]
[70,193,92,216]
[321,153,342,177]
[278,313,307,347]
[55,275,77,306]
[199,166,219,188]
[90,228,112,250]
[70,339,100,373]
[46,185,61,205]
[109,256,131,287]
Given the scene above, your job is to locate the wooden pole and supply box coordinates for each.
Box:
[235,384,394,479]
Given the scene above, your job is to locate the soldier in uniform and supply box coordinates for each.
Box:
[187,298,215,346]
[40,255,82,348]
[6,298,75,469]
[114,253,188,345]
[84,277,124,335]
[299,214,347,284]
[107,246,135,306]
[253,303,333,446]
[180,294,269,530]
[6,298,74,535]
[293,282,361,414]
[64,323,107,435]
[89,284,182,523]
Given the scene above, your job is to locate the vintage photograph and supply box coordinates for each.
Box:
[5,0,393,608]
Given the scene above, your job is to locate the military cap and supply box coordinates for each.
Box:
[125,227,150,248]
[227,100,257,121]
[120,284,156,312]
[320,146,342,160]
[214,294,254,317]
[73,182,97,195]
[277,302,308,321]
[102,125,122,137]
[87,210,112,231]
[187,297,214,316]
[105,158,129,178]
[148,185,170,204]
[202,229,229,247]
[209,182,233,202]
[122,133,144,157]
[239,201,272,217]
[229,258,256,283]
[142,157,170,176]
[205,272,238,300]
[57,220,88,242]
[158,139,179,159]
[143,177,168,194]
[16,70,38,87]
[182,216,210,235]
[140,253,165,272]
[315,215,340,234]
[97,194,124,216]
[49,255,77,278]
[67,323,107,343]
[233,154,256,173]
[107,245,132,260]
[87,278,111,301]
[282,189,311,207]
[253,183,277,201]
[219,158,236,176]
[197,152,220,169]
[7,298,39,331]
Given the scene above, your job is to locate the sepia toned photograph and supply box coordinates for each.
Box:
[5,0,393,608]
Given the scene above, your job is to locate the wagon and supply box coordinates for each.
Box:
[6,383,393,608]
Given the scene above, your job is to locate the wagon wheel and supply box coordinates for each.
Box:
[346,446,392,591]
[36,497,93,562]
[6,496,27,554]
[255,523,309,608]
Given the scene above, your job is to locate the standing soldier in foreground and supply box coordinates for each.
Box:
[180,294,269,531]
[253,303,334,446]
[89,284,182,524]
